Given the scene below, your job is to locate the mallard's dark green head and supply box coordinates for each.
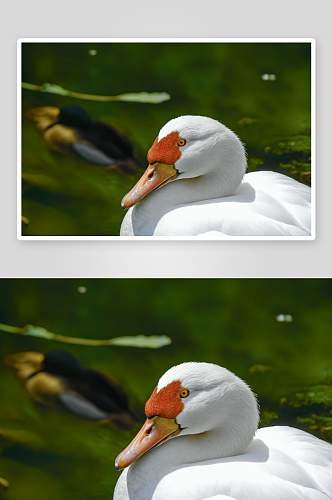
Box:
[43,350,81,378]
[59,105,92,129]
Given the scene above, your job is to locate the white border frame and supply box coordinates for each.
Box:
[17,38,316,241]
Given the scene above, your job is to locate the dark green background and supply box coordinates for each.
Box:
[21,42,311,236]
[0,279,331,499]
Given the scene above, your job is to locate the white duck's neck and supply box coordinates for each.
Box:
[132,157,246,236]
[126,414,257,500]
[132,389,258,477]
[158,426,254,469]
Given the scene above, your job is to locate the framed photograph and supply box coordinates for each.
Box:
[18,38,315,240]
[1,278,331,499]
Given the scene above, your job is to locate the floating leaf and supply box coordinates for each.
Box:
[247,157,264,172]
[23,325,55,340]
[272,135,311,155]
[109,335,171,349]
[22,82,170,104]
[114,92,170,104]
[260,410,279,426]
[279,161,311,184]
[0,323,171,349]
[293,385,332,406]
[297,414,332,438]
[40,83,70,96]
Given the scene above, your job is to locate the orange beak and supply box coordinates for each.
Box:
[121,162,179,209]
[115,416,180,470]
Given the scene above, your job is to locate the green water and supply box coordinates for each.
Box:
[0,279,331,499]
[21,42,311,236]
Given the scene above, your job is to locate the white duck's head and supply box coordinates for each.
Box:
[121,116,247,209]
[115,362,259,470]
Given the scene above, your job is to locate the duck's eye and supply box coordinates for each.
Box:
[177,138,186,147]
[179,389,190,398]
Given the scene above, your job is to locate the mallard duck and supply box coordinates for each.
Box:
[114,362,332,500]
[25,105,142,174]
[120,115,311,236]
[4,350,141,429]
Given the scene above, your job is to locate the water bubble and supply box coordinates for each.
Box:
[276,314,293,322]
[77,286,87,294]
[89,50,97,56]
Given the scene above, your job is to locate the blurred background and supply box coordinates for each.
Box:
[21,42,312,236]
[0,278,331,499]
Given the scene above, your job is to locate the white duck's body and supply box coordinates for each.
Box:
[114,363,332,500]
[120,116,311,237]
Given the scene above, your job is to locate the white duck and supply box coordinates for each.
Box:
[120,116,311,237]
[114,362,332,500]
